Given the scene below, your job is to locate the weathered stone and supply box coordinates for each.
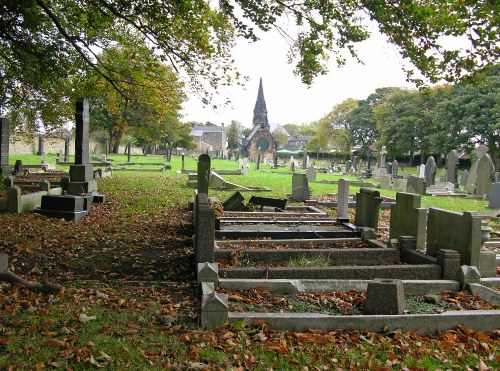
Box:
[436,249,461,280]
[426,208,482,267]
[200,292,228,330]
[425,156,437,187]
[0,117,9,172]
[364,279,406,315]
[306,166,317,182]
[337,179,349,219]
[7,186,21,213]
[355,188,382,230]
[390,193,427,250]
[222,191,245,211]
[457,265,481,290]
[446,150,459,186]
[3,176,14,188]
[476,154,494,197]
[488,183,500,208]
[391,178,407,192]
[392,160,398,177]
[379,174,392,190]
[14,160,23,176]
[194,193,215,263]
[479,249,497,278]
[465,159,479,194]
[249,196,287,210]
[197,262,219,287]
[406,176,426,195]
[197,154,211,195]
[460,170,469,187]
[292,173,310,202]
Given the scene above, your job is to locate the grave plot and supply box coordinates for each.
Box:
[193,189,500,333]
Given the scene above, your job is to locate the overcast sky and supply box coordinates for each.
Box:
[181,25,418,130]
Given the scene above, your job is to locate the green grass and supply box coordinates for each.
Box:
[287,254,331,267]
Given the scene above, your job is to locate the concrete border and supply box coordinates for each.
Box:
[228,310,500,334]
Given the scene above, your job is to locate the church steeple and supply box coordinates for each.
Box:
[253,78,269,128]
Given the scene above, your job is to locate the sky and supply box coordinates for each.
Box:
[181,24,419,130]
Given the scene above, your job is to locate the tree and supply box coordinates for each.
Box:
[315,99,358,152]
[227,121,240,150]
[2,0,497,121]
[87,36,185,153]
[432,65,500,168]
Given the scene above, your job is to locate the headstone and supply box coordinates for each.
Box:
[460,170,469,187]
[337,179,349,219]
[105,139,109,159]
[475,144,489,158]
[378,146,387,168]
[68,98,97,195]
[242,158,248,175]
[391,178,407,192]
[354,188,383,230]
[406,175,426,195]
[222,191,245,211]
[290,161,295,172]
[37,134,44,156]
[446,150,459,187]
[390,192,427,250]
[476,154,494,197]
[487,183,500,209]
[57,150,63,164]
[256,153,260,170]
[127,140,131,163]
[367,152,372,170]
[197,154,211,195]
[291,173,310,202]
[418,164,425,178]
[352,156,358,171]
[424,156,437,186]
[181,154,185,171]
[391,160,398,177]
[464,159,479,194]
[379,174,392,190]
[249,196,287,210]
[38,194,90,220]
[439,168,447,183]
[302,148,307,169]
[194,193,215,263]
[345,160,351,174]
[305,166,317,182]
[14,160,23,176]
[64,134,70,162]
[273,151,278,169]
[0,117,9,172]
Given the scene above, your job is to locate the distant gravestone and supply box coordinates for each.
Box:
[337,179,349,219]
[424,156,437,186]
[378,146,387,168]
[390,192,427,250]
[418,164,426,178]
[273,151,278,169]
[127,140,132,163]
[57,150,63,164]
[181,154,185,171]
[406,175,426,195]
[487,183,500,209]
[352,156,358,171]
[345,160,351,174]
[68,98,97,195]
[392,178,407,192]
[465,159,479,194]
[302,148,308,169]
[446,150,459,187]
[37,134,44,156]
[256,152,260,170]
[392,160,398,177]
[460,170,469,187]
[64,134,70,162]
[354,188,383,230]
[379,174,392,190]
[476,154,494,197]
[306,166,317,182]
[439,168,447,183]
[242,158,248,175]
[476,144,489,158]
[292,173,310,202]
[197,154,211,195]
[105,139,109,159]
[14,160,23,176]
[0,117,9,172]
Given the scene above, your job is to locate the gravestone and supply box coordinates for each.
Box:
[38,194,90,220]
[291,173,310,202]
[222,191,245,211]
[37,134,44,156]
[418,164,425,178]
[378,146,387,168]
[57,150,63,164]
[460,170,469,187]
[242,158,248,175]
[197,154,211,195]
[302,148,307,169]
[392,160,398,177]
[476,154,494,197]
[306,166,317,182]
[181,154,185,171]
[392,178,407,192]
[64,134,70,162]
[352,156,358,171]
[273,151,278,168]
[345,160,351,174]
[487,183,500,209]
[249,196,287,211]
[354,188,383,230]
[337,179,349,219]
[364,279,406,315]
[127,140,131,163]
[390,192,427,249]
[476,144,489,158]
[406,175,426,195]
[379,174,392,190]
[0,117,10,173]
[256,153,260,170]
[439,168,447,183]
[424,156,437,186]
[464,159,479,194]
[68,98,98,195]
[14,160,23,176]
[105,139,109,159]
[446,150,459,187]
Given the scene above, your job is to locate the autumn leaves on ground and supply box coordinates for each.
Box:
[0,172,499,370]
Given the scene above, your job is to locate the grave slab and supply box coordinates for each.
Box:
[0,253,8,272]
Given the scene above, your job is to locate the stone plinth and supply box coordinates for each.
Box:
[364,279,406,315]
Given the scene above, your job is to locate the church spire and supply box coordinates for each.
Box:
[253,78,269,128]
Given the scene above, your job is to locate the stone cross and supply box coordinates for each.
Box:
[75,99,90,165]
[424,156,437,186]
[378,146,387,167]
[0,117,9,170]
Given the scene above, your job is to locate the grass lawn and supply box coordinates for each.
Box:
[0,154,498,369]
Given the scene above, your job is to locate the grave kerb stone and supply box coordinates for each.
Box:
[364,279,406,315]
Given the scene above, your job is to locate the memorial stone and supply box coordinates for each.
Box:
[406,175,426,195]
[424,156,436,186]
[256,153,260,170]
[476,154,494,197]
[487,183,500,209]
[392,160,398,177]
[306,166,317,182]
[37,134,44,156]
[446,150,459,187]
[197,154,211,195]
[352,156,358,171]
[64,134,70,162]
[242,158,248,175]
[476,144,489,158]
[127,140,131,163]
[439,168,447,183]
[337,179,349,219]
[460,169,469,187]
[464,159,479,194]
[354,188,383,230]
[379,174,392,190]
[0,117,9,172]
[14,160,23,176]
[291,173,310,202]
[345,160,351,174]
[418,164,426,178]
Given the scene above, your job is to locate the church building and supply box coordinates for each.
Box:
[241,78,278,160]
